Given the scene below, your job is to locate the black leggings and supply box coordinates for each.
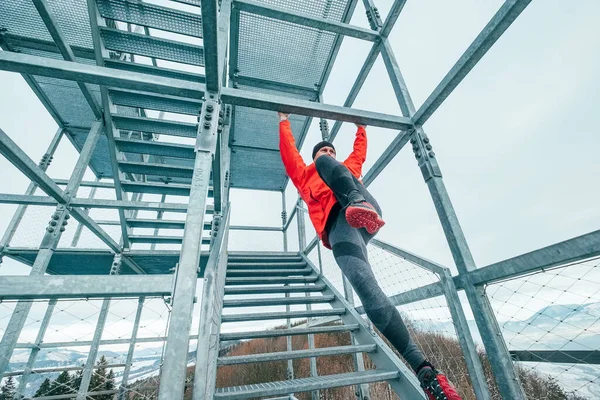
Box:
[315,155,426,371]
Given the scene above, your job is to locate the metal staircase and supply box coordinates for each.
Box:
[210,252,426,400]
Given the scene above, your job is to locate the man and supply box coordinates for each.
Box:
[278,112,461,400]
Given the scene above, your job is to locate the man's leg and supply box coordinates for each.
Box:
[327,211,426,372]
[315,155,384,234]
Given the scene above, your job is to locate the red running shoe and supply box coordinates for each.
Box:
[345,201,385,234]
[417,364,462,400]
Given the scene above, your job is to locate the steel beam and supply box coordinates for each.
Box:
[194,208,230,399]
[70,177,100,247]
[158,95,220,399]
[510,350,600,364]
[0,124,102,377]
[234,0,379,41]
[379,0,407,37]
[118,297,145,400]
[201,0,220,91]
[87,0,133,248]
[371,239,446,275]
[32,0,103,119]
[0,127,63,257]
[0,275,173,299]
[412,0,532,126]
[439,269,491,400]
[0,52,413,130]
[469,229,600,286]
[15,299,57,398]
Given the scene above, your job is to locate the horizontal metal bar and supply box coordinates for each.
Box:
[0,275,173,300]
[118,160,193,178]
[234,0,379,41]
[221,308,344,322]
[104,59,206,83]
[355,281,444,314]
[126,218,190,229]
[3,363,126,377]
[97,0,203,37]
[220,324,359,341]
[121,180,198,196]
[113,114,198,138]
[115,137,196,159]
[0,51,204,98]
[100,27,205,66]
[236,75,318,99]
[31,389,119,400]
[129,235,211,245]
[0,33,96,60]
[371,239,446,274]
[469,229,600,286]
[109,88,202,115]
[0,52,413,128]
[412,0,532,126]
[229,225,282,231]
[218,344,375,366]
[221,86,413,130]
[510,350,600,365]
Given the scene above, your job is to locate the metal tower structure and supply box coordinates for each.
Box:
[0,0,598,399]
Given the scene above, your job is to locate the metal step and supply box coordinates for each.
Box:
[219,324,360,341]
[118,160,193,179]
[225,276,318,285]
[226,261,307,269]
[128,235,210,245]
[113,115,198,139]
[110,88,202,116]
[100,27,205,66]
[221,308,345,323]
[225,268,312,277]
[97,0,203,38]
[126,218,191,229]
[218,344,376,366]
[224,284,325,295]
[214,370,399,400]
[121,180,201,197]
[222,295,335,308]
[105,59,205,84]
[116,137,195,159]
[228,252,302,261]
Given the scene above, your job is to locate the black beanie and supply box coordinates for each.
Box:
[312,141,335,160]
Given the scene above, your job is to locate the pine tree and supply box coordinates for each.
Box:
[89,355,108,394]
[33,378,52,397]
[48,371,75,395]
[0,376,16,400]
[71,369,83,392]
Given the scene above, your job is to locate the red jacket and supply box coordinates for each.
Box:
[279,119,367,248]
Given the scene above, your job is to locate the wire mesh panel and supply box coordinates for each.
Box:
[486,257,600,399]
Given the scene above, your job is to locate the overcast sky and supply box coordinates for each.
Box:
[0,0,598,379]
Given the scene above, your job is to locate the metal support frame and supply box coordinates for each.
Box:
[0,122,102,377]
[76,254,122,400]
[0,127,64,260]
[87,0,133,248]
[15,299,57,398]
[342,276,369,399]
[118,297,145,400]
[193,207,230,399]
[158,93,221,399]
[281,192,288,251]
[70,177,100,247]
[377,18,513,398]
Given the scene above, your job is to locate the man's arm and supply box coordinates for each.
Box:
[343,124,367,178]
[279,113,307,186]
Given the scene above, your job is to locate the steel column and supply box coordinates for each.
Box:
[76,254,122,400]
[439,269,490,400]
[70,177,100,247]
[281,192,288,251]
[297,203,306,252]
[15,299,57,399]
[117,297,144,400]
[0,122,102,378]
[158,95,220,399]
[342,276,369,399]
[87,0,132,248]
[378,28,521,399]
[0,127,63,259]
